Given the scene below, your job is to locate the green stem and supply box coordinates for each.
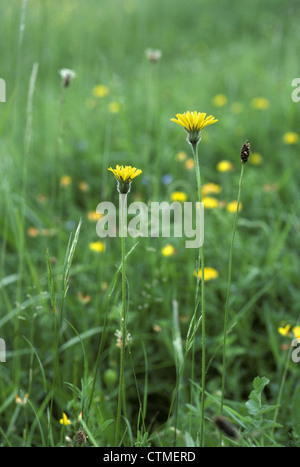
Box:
[220,163,245,436]
[191,141,206,447]
[115,194,127,445]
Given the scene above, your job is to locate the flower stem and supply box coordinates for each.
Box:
[191,141,206,447]
[220,163,245,430]
[115,194,127,445]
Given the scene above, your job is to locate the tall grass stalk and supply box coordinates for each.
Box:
[115,194,128,445]
[190,141,206,447]
[220,160,246,440]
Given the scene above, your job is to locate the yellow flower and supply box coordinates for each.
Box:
[59,413,71,426]
[108,165,142,194]
[185,158,195,170]
[249,153,263,165]
[171,111,218,144]
[283,132,299,144]
[217,160,234,172]
[201,183,222,196]
[161,244,176,256]
[278,324,291,337]
[212,94,228,107]
[108,101,121,113]
[194,267,219,281]
[60,175,72,187]
[292,326,300,338]
[87,211,103,221]
[202,196,219,209]
[176,151,187,161]
[15,393,29,405]
[251,97,270,110]
[27,227,39,237]
[170,191,187,202]
[93,84,109,97]
[226,201,242,213]
[89,241,106,253]
[79,181,89,192]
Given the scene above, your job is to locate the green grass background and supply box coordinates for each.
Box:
[1,0,300,447]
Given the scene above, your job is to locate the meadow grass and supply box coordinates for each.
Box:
[1,0,300,447]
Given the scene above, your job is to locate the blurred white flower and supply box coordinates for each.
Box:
[145,48,162,63]
[59,68,76,87]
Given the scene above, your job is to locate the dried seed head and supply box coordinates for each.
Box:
[74,429,88,445]
[213,416,239,440]
[240,140,251,164]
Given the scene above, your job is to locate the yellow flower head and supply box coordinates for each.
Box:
[89,241,106,253]
[249,153,263,165]
[217,160,234,172]
[59,413,71,426]
[171,111,218,144]
[194,267,219,281]
[201,183,222,196]
[108,165,142,193]
[161,244,176,257]
[60,175,72,187]
[278,324,291,337]
[202,196,220,209]
[226,201,242,213]
[251,97,270,110]
[212,94,228,107]
[293,326,300,339]
[93,84,109,97]
[170,191,188,202]
[283,132,299,144]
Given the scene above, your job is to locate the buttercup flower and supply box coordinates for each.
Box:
[194,267,219,281]
[212,94,228,107]
[108,165,142,194]
[170,191,188,202]
[201,183,222,196]
[161,244,176,256]
[89,241,106,253]
[283,132,299,144]
[202,196,219,209]
[171,111,218,145]
[217,160,234,172]
[93,84,109,98]
[251,97,270,110]
[226,201,242,213]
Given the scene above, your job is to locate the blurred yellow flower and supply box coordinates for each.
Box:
[201,183,222,196]
[185,158,195,170]
[249,153,262,165]
[161,244,176,256]
[283,132,299,144]
[78,292,91,304]
[202,196,219,209]
[170,191,187,202]
[292,326,300,338]
[108,101,121,113]
[176,151,187,161]
[212,94,228,107]
[226,201,242,213]
[28,227,39,237]
[87,211,103,221]
[171,111,218,144]
[79,181,89,192]
[217,160,234,172]
[251,97,270,110]
[89,241,106,253]
[15,393,29,405]
[93,84,109,97]
[59,413,71,426]
[278,324,291,337]
[60,175,72,187]
[194,267,219,281]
